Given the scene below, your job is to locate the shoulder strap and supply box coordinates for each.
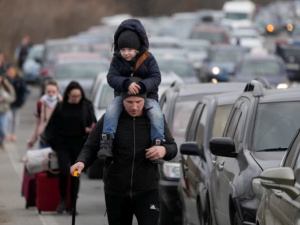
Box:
[135,50,150,71]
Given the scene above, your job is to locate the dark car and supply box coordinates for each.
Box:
[208,80,300,225]
[276,43,300,81]
[199,45,249,82]
[232,54,289,88]
[253,128,300,225]
[189,25,230,45]
[158,82,248,225]
[178,90,244,225]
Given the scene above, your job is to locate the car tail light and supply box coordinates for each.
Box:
[40,69,49,76]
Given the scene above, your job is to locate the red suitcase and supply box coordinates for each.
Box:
[35,172,71,213]
[21,166,37,209]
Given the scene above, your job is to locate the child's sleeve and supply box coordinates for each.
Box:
[107,57,128,92]
[138,55,161,93]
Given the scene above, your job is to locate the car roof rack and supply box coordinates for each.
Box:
[244,80,264,97]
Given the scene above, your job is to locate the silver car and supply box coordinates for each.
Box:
[253,128,300,225]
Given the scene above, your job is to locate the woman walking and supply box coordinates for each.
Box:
[27,79,61,149]
[44,81,96,214]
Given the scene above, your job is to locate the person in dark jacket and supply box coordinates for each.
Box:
[44,81,97,214]
[6,64,29,141]
[14,34,32,70]
[98,19,164,164]
[70,87,177,225]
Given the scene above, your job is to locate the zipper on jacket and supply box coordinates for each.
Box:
[130,117,136,198]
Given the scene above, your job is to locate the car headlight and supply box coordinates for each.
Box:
[252,178,264,200]
[162,162,180,179]
[277,83,288,89]
[212,67,220,75]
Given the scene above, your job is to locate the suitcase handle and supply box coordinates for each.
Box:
[71,171,79,225]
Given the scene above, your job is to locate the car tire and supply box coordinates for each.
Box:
[159,200,177,225]
[233,212,243,225]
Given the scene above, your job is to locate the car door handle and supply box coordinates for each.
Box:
[212,160,216,165]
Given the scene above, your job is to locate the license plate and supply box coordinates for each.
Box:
[286,63,300,70]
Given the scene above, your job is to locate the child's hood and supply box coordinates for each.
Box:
[113,19,149,52]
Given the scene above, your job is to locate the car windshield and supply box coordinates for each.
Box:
[239,60,282,76]
[157,61,195,78]
[211,50,245,62]
[225,12,249,20]
[183,43,209,52]
[212,105,233,137]
[54,63,108,79]
[190,31,227,44]
[97,84,114,109]
[252,102,300,152]
[172,100,198,145]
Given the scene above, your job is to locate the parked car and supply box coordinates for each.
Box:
[51,53,110,97]
[253,128,300,225]
[181,39,210,71]
[232,54,289,88]
[230,28,265,49]
[158,82,249,225]
[208,80,300,225]
[22,44,44,83]
[199,45,249,82]
[149,36,183,49]
[179,89,245,225]
[39,39,93,94]
[189,25,230,45]
[276,43,300,81]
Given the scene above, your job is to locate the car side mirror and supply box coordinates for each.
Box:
[209,137,237,158]
[259,167,300,199]
[180,142,206,162]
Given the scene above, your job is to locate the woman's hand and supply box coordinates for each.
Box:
[70,162,85,176]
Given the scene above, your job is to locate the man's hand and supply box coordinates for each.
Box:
[145,146,166,161]
[70,162,85,176]
[128,82,141,95]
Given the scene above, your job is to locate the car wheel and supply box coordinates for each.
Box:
[159,200,176,225]
[233,212,243,225]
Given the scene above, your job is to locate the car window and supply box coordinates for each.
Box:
[252,102,300,152]
[212,104,233,137]
[196,105,208,145]
[186,103,203,141]
[239,60,282,76]
[172,100,198,146]
[283,130,300,167]
[97,85,114,109]
[225,108,241,138]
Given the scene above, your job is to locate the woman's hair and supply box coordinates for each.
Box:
[63,81,86,102]
[0,76,14,93]
[44,79,59,90]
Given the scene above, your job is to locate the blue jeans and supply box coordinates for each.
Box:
[103,96,164,141]
[0,113,8,144]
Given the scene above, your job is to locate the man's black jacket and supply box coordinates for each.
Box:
[76,110,178,197]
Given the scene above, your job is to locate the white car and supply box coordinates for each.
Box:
[230,28,265,49]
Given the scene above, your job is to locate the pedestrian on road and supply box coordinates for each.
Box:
[0,73,15,149]
[6,64,29,142]
[70,81,177,225]
[27,79,62,149]
[14,34,32,70]
[98,19,165,164]
[44,81,97,214]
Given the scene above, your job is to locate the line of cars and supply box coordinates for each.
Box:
[172,80,300,225]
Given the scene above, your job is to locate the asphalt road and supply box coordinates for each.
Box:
[0,85,138,225]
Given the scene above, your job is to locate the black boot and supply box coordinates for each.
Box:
[97,134,113,158]
[151,139,164,164]
[56,198,67,214]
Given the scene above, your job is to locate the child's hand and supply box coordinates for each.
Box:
[128,82,141,95]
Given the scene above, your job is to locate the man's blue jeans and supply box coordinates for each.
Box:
[103,96,164,141]
[0,112,8,144]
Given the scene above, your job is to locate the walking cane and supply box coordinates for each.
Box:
[72,171,79,225]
